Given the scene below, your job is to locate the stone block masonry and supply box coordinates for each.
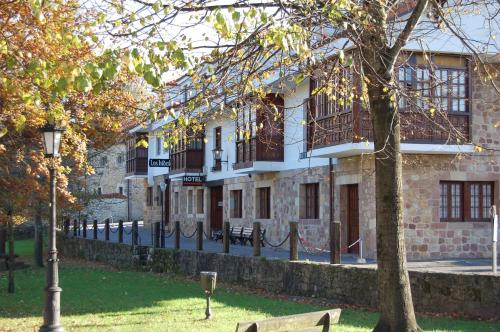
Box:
[58,235,500,320]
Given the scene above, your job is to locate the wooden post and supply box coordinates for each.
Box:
[289,222,298,261]
[253,222,261,257]
[223,222,230,254]
[330,221,341,264]
[73,220,77,237]
[174,221,180,249]
[82,219,87,238]
[118,220,124,243]
[132,220,138,245]
[492,205,498,274]
[196,221,204,251]
[105,219,110,241]
[93,220,97,239]
[77,220,81,236]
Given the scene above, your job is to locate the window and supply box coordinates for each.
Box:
[147,187,153,206]
[117,153,124,164]
[257,187,271,219]
[440,181,494,222]
[187,190,193,214]
[174,191,179,214]
[196,189,204,214]
[302,183,319,219]
[97,187,102,196]
[398,66,468,113]
[310,67,352,118]
[235,105,256,164]
[156,136,162,155]
[118,186,123,195]
[230,190,243,218]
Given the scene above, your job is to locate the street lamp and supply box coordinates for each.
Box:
[40,123,65,332]
[211,147,228,171]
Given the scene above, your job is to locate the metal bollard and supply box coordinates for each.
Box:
[118,220,124,243]
[73,220,77,237]
[174,221,180,249]
[357,238,367,264]
[132,220,138,246]
[82,219,87,238]
[93,220,98,239]
[253,222,261,257]
[289,222,298,261]
[223,222,230,254]
[154,222,161,248]
[105,219,110,241]
[196,221,204,251]
[330,221,341,264]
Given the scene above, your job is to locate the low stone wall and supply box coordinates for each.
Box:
[58,235,500,320]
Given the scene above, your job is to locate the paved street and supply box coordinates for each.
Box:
[71,222,499,275]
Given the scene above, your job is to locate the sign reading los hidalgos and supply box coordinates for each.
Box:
[149,159,170,167]
[182,175,205,186]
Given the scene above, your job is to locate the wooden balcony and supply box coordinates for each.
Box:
[126,134,148,177]
[170,149,204,174]
[306,98,470,151]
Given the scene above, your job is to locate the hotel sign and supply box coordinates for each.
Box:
[149,159,170,167]
[182,175,205,186]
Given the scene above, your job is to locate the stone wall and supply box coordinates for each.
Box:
[58,236,500,320]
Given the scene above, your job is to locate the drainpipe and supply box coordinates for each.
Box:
[127,179,130,222]
[329,158,340,264]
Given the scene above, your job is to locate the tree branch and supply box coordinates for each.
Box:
[387,0,429,68]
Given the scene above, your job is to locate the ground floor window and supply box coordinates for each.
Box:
[230,190,243,218]
[196,189,204,214]
[187,190,193,214]
[300,183,319,219]
[147,187,153,206]
[440,181,494,222]
[256,187,271,219]
[174,191,179,214]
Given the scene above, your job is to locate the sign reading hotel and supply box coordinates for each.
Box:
[182,175,205,186]
[149,159,170,167]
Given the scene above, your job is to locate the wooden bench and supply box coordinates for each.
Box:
[230,226,243,244]
[235,309,341,332]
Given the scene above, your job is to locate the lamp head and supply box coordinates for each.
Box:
[41,123,65,157]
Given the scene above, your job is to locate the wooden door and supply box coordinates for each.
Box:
[347,184,359,254]
[210,186,223,231]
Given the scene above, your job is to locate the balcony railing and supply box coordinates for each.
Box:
[233,136,284,170]
[306,98,470,150]
[170,149,204,174]
[126,134,148,176]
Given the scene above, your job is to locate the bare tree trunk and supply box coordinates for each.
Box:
[0,221,5,256]
[34,207,44,267]
[366,69,421,332]
[7,212,14,293]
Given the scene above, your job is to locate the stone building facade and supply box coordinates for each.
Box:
[130,43,498,260]
[80,143,145,222]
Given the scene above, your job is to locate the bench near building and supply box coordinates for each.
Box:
[123,8,499,260]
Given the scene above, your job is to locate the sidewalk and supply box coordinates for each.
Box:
[71,223,499,275]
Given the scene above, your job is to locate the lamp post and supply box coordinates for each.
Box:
[40,123,65,332]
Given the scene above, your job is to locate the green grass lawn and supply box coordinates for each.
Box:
[1,240,499,332]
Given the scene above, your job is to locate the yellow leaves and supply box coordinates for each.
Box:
[429,108,436,117]
[474,145,483,153]
[494,121,500,128]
